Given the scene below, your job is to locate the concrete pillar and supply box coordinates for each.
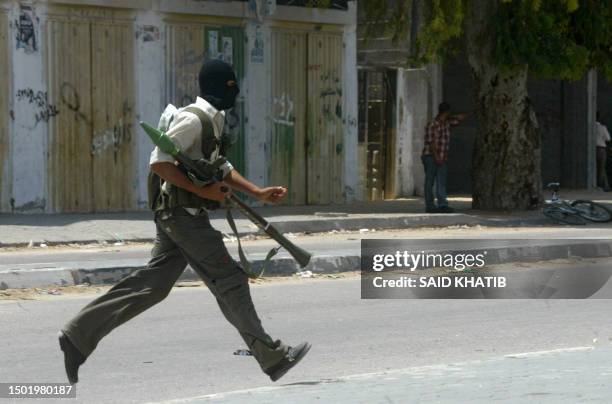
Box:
[10,1,48,212]
[342,15,359,202]
[394,67,431,198]
[428,63,443,120]
[134,11,164,209]
[394,68,413,197]
[245,20,271,188]
[0,3,12,212]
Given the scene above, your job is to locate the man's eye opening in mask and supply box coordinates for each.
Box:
[198,60,241,110]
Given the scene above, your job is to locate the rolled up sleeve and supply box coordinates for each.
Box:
[149,114,201,166]
[220,160,234,178]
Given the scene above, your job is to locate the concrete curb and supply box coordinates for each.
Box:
[1,241,611,290]
[270,215,551,235]
[0,214,552,249]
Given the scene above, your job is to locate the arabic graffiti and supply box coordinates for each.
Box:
[90,101,133,161]
[16,88,60,126]
[272,93,295,127]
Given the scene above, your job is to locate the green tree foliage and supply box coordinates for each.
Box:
[364,0,612,80]
[494,0,612,79]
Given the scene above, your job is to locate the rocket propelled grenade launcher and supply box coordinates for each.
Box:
[140,121,312,269]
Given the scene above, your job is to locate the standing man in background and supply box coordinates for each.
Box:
[421,102,468,213]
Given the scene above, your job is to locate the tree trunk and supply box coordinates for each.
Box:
[464,1,541,210]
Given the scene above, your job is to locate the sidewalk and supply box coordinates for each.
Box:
[1,190,611,248]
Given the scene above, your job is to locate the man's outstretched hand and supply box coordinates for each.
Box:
[224,170,287,204]
[257,186,288,204]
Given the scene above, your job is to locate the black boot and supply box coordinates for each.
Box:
[58,331,85,384]
[266,342,311,382]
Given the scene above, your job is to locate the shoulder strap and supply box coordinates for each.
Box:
[225,205,281,279]
[182,107,274,278]
[183,106,218,158]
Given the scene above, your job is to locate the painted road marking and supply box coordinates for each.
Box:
[150,345,599,403]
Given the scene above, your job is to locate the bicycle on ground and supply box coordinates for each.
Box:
[542,182,612,225]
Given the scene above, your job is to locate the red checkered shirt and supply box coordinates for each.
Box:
[422,117,459,162]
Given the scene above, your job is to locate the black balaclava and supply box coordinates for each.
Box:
[198,60,240,111]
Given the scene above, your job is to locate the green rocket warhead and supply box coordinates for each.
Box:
[140,121,180,156]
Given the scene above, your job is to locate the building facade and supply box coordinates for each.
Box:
[357,0,441,201]
[0,0,358,213]
[358,0,606,200]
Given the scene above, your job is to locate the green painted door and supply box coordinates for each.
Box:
[205,26,246,176]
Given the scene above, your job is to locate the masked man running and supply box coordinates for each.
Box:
[58,60,311,385]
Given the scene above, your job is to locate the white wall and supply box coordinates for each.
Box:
[10,2,48,212]
[0,2,12,212]
[245,20,271,191]
[134,10,164,209]
[393,64,442,198]
[4,0,358,212]
[342,3,359,202]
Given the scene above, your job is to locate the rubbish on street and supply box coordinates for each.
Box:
[314,212,349,217]
[233,349,253,356]
[36,288,61,295]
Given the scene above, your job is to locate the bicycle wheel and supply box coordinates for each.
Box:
[570,200,612,222]
[542,207,586,225]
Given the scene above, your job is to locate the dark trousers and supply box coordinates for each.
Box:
[597,147,610,190]
[421,154,448,209]
[62,207,288,372]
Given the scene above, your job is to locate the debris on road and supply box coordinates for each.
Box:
[314,212,349,217]
[175,282,202,288]
[0,272,361,300]
[36,288,61,295]
[233,349,253,356]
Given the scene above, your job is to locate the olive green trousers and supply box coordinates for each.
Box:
[62,207,288,372]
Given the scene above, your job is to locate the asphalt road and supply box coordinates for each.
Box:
[2,226,612,270]
[2,273,612,403]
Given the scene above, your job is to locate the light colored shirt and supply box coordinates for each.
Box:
[150,97,233,173]
[149,97,234,214]
[596,121,611,148]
